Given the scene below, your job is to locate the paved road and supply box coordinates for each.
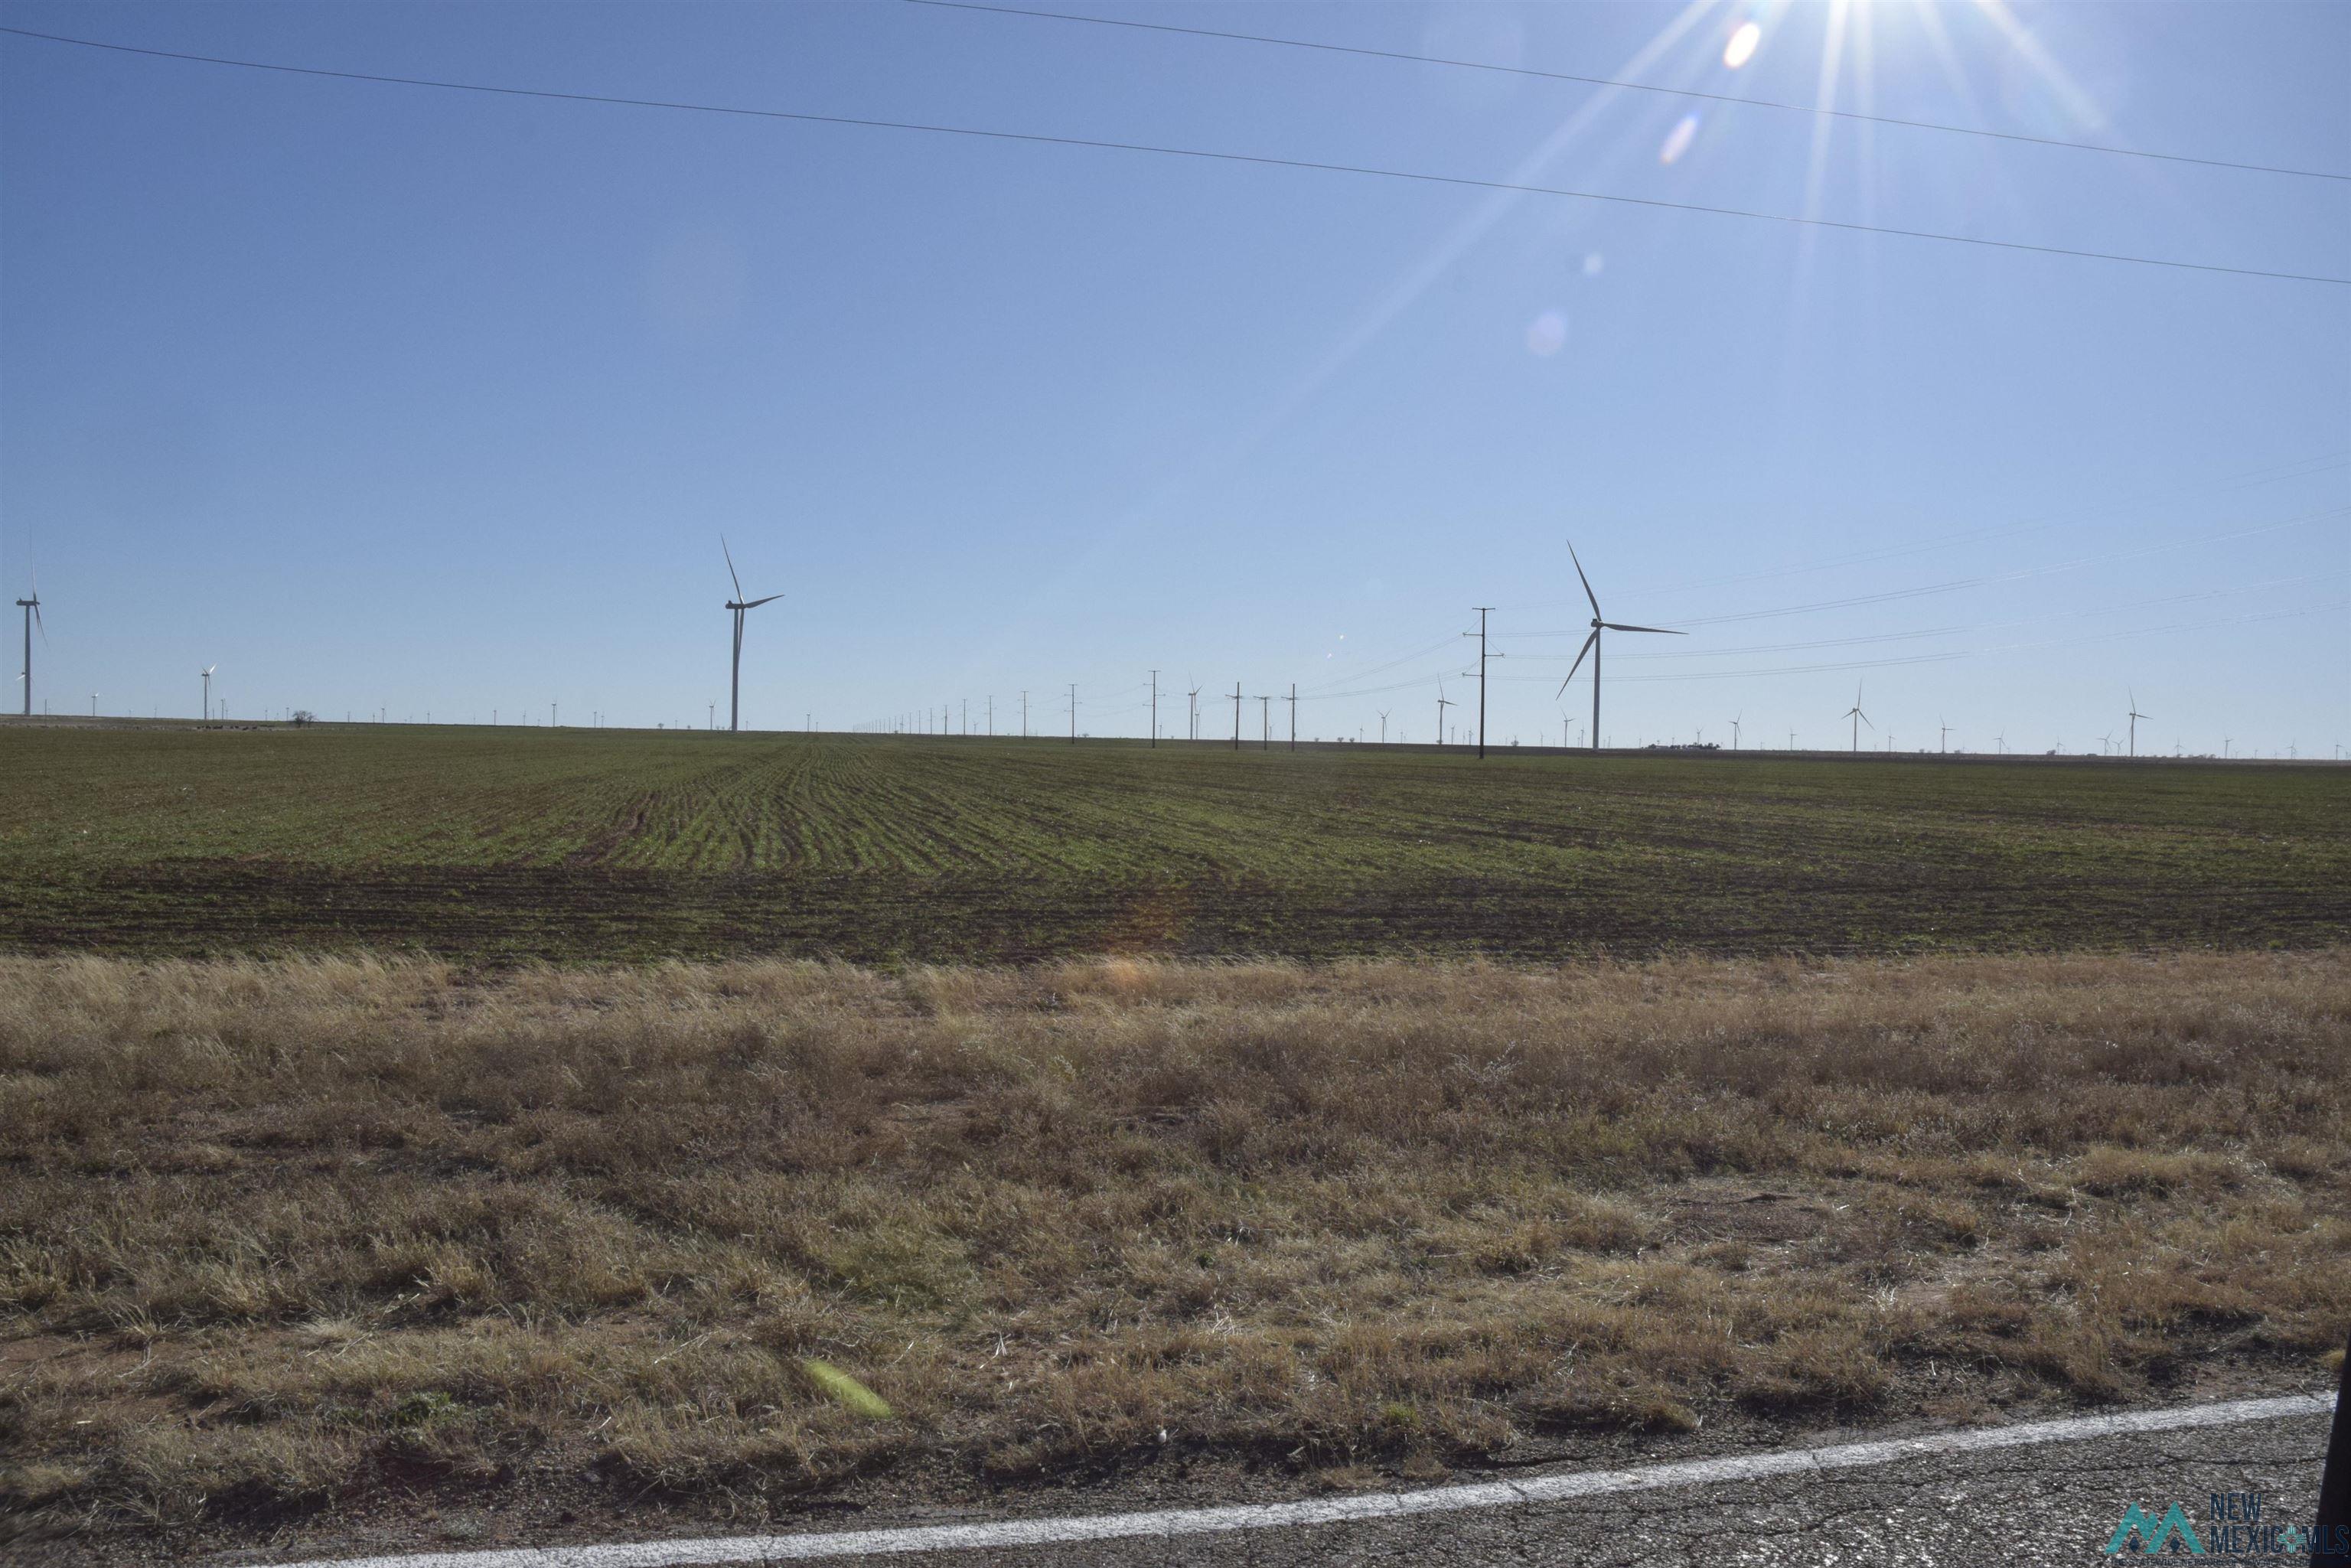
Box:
[810,1406,2332,1568]
[258,1396,2335,1568]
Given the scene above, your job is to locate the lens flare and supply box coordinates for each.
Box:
[1659,113,1700,165]
[1582,251,1605,277]
[1723,21,1762,69]
[1525,310,1567,357]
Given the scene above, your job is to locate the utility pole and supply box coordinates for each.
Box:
[1231,683,1243,750]
[1286,683,1297,750]
[1022,690,1029,738]
[1463,608,1496,760]
[1149,670,1159,748]
[1068,683,1078,744]
[1257,695,1270,748]
[987,695,993,736]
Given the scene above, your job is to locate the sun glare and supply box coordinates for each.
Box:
[1660,113,1700,165]
[1723,21,1762,68]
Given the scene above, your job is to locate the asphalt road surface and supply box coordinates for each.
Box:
[814,1403,2333,1567]
[272,1394,2336,1568]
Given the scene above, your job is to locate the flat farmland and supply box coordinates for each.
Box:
[2,722,2346,962]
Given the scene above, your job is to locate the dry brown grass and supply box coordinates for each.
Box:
[2,950,2346,1547]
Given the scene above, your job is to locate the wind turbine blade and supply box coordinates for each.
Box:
[741,593,784,609]
[1859,712,1874,729]
[1567,540,1602,619]
[34,602,47,644]
[1600,622,1685,635]
[721,536,744,601]
[1554,628,1599,698]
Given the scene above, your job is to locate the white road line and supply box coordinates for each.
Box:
[278,1392,2332,1568]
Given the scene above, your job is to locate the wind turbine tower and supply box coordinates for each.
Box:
[1554,542,1684,752]
[15,583,41,717]
[2128,692,2150,758]
[201,665,217,721]
[1843,683,1873,753]
[720,537,782,733]
[1436,680,1454,748]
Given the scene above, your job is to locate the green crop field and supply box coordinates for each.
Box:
[3,721,2346,962]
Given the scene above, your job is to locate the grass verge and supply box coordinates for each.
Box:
[2,950,2346,1549]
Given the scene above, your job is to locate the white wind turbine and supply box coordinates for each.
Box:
[15,575,44,717]
[720,536,782,733]
[1555,541,1685,752]
[1843,683,1872,753]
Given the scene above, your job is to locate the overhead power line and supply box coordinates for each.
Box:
[2,24,2343,287]
[1515,450,2349,613]
[1311,573,2345,699]
[1508,572,2339,660]
[1643,505,2348,630]
[908,0,2351,184]
[1573,600,2351,683]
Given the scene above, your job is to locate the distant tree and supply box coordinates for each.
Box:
[290,709,317,727]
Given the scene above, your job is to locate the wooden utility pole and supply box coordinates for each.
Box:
[1022,691,1029,738]
[1068,683,1078,744]
[1231,683,1242,749]
[1149,670,1159,748]
[1286,683,1297,750]
[1257,695,1271,748]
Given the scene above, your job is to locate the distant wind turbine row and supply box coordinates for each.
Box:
[10,539,2317,759]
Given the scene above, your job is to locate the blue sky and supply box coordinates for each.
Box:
[3,0,2345,754]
